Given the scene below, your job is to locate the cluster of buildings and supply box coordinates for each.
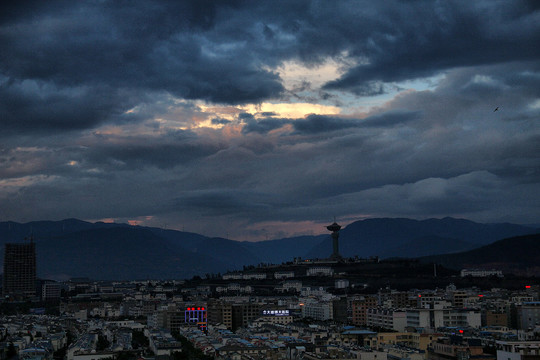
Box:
[0,275,538,360]
[2,226,540,360]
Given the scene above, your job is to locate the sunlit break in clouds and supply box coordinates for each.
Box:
[0,1,539,240]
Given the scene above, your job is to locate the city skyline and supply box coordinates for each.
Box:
[1,1,539,241]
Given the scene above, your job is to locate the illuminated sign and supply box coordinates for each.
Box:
[185,307,207,323]
[262,309,290,316]
[197,322,207,332]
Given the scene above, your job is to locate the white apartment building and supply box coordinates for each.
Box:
[461,269,503,277]
[518,302,540,330]
[307,267,334,276]
[252,314,294,326]
[366,308,407,331]
[496,341,540,360]
[302,301,334,321]
[274,271,295,279]
[406,308,481,329]
[349,349,388,360]
[242,273,267,280]
[282,280,302,292]
[335,279,350,289]
[222,273,243,280]
[300,286,329,297]
[216,284,253,293]
[443,309,482,328]
[417,295,447,309]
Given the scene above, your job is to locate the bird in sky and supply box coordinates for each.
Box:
[494,107,499,112]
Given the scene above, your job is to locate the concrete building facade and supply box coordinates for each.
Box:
[3,242,37,299]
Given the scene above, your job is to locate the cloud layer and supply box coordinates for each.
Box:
[1,1,539,240]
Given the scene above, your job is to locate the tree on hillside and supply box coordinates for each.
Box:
[96,334,110,351]
[6,342,17,359]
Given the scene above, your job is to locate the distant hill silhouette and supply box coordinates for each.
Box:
[37,227,214,280]
[420,233,540,276]
[306,217,537,259]
[241,235,328,264]
[0,220,249,280]
[146,228,262,271]
[0,217,536,280]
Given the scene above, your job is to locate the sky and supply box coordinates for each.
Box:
[1,1,539,241]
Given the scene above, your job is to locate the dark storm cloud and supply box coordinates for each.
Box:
[86,142,224,170]
[241,111,419,135]
[0,79,134,132]
[78,128,229,171]
[322,1,540,92]
[212,118,232,125]
[292,114,359,134]
[2,1,539,132]
[238,113,255,121]
[334,81,386,96]
[172,189,279,216]
[291,111,420,134]
[241,117,289,134]
[360,111,421,127]
[0,0,285,132]
[0,0,539,240]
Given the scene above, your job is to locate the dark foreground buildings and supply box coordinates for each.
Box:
[3,241,37,299]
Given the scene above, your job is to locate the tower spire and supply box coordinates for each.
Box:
[326,219,342,260]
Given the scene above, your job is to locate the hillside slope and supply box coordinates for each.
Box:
[0,218,537,280]
[420,233,540,275]
[306,217,537,259]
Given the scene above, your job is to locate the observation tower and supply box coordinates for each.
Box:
[326,220,342,260]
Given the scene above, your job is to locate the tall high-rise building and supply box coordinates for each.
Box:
[3,241,37,299]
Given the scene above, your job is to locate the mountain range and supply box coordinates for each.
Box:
[420,233,540,276]
[0,217,537,280]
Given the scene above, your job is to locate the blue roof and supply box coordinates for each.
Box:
[342,330,376,335]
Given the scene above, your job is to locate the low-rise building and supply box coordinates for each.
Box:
[352,296,379,326]
[242,273,267,280]
[274,271,295,279]
[461,269,503,278]
[307,267,334,277]
[282,280,302,292]
[222,273,243,280]
[429,337,488,360]
[406,308,481,330]
[496,340,540,360]
[366,308,407,331]
[517,302,540,330]
[302,302,333,321]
